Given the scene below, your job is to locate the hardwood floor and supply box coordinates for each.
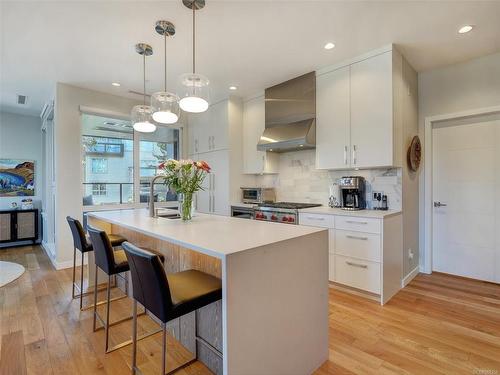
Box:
[1,245,500,375]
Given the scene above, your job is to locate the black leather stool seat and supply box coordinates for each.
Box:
[113,248,166,274]
[122,241,223,375]
[167,270,222,320]
[84,233,126,252]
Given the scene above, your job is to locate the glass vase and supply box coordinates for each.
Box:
[178,192,194,221]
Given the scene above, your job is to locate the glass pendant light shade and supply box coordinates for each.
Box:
[131,105,156,133]
[151,92,180,124]
[178,73,210,113]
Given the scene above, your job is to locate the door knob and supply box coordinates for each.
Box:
[434,201,447,207]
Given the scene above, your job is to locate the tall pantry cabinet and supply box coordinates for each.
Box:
[187,97,250,216]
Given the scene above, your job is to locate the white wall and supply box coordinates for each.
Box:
[418,51,500,270]
[54,83,141,267]
[0,111,42,210]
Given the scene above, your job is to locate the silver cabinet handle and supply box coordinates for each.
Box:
[195,139,198,152]
[352,145,357,165]
[345,220,368,224]
[212,174,215,191]
[212,195,215,212]
[212,136,215,149]
[344,146,348,165]
[308,216,325,221]
[346,235,368,240]
[434,201,447,207]
[346,261,368,269]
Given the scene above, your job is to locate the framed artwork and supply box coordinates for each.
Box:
[0,159,35,197]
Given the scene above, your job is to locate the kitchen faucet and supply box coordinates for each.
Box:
[149,175,166,218]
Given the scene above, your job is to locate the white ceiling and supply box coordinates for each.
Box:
[1,0,500,116]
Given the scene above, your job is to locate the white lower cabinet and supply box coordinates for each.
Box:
[335,230,381,262]
[299,211,402,304]
[334,255,381,294]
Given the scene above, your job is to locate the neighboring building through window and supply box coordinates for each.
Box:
[81,113,179,207]
[91,158,108,174]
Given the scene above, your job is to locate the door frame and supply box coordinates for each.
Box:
[423,105,500,274]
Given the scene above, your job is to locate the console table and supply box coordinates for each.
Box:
[0,209,39,246]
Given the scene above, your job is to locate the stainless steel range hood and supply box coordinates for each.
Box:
[257,71,316,153]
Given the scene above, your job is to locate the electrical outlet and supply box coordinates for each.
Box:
[372,191,383,201]
[408,248,414,260]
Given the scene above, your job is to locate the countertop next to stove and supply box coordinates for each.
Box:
[299,206,401,219]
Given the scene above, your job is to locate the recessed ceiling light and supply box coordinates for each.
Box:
[112,82,121,87]
[229,86,237,91]
[458,25,473,34]
[324,42,335,50]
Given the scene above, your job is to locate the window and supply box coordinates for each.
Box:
[139,126,179,204]
[92,183,107,196]
[91,158,108,174]
[82,114,134,206]
[81,113,180,207]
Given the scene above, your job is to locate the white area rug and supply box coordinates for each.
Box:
[0,261,25,287]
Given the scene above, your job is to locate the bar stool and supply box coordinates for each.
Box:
[122,241,222,375]
[87,226,166,353]
[66,216,126,310]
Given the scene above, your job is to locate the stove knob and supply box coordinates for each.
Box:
[256,213,262,219]
[282,217,288,222]
[289,217,295,223]
[271,215,278,221]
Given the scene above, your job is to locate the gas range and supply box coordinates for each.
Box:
[255,202,322,224]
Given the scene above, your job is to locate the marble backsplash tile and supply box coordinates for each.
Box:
[255,149,402,210]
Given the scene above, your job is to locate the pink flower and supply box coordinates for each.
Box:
[196,160,211,172]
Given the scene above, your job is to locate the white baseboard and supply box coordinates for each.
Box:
[40,242,88,270]
[402,266,420,287]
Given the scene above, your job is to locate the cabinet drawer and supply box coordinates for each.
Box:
[334,255,380,294]
[335,230,381,262]
[329,253,335,282]
[335,216,380,234]
[299,213,335,228]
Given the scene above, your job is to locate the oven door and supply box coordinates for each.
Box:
[241,188,261,204]
[231,206,254,220]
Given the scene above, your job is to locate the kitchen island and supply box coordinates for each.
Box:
[86,209,329,375]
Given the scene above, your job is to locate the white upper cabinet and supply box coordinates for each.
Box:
[242,96,278,174]
[316,66,351,170]
[316,47,403,170]
[350,52,393,168]
[188,101,229,154]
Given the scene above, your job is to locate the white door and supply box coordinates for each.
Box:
[433,119,500,283]
[350,51,393,168]
[315,66,351,169]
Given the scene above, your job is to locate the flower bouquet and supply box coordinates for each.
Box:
[158,159,211,221]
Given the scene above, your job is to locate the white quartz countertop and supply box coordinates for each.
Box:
[86,209,325,259]
[299,206,401,219]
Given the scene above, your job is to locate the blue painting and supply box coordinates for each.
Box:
[0,159,35,197]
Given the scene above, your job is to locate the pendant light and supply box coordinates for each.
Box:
[131,43,156,133]
[151,21,180,124]
[178,0,210,113]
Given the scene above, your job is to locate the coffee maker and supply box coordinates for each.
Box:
[339,176,366,210]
